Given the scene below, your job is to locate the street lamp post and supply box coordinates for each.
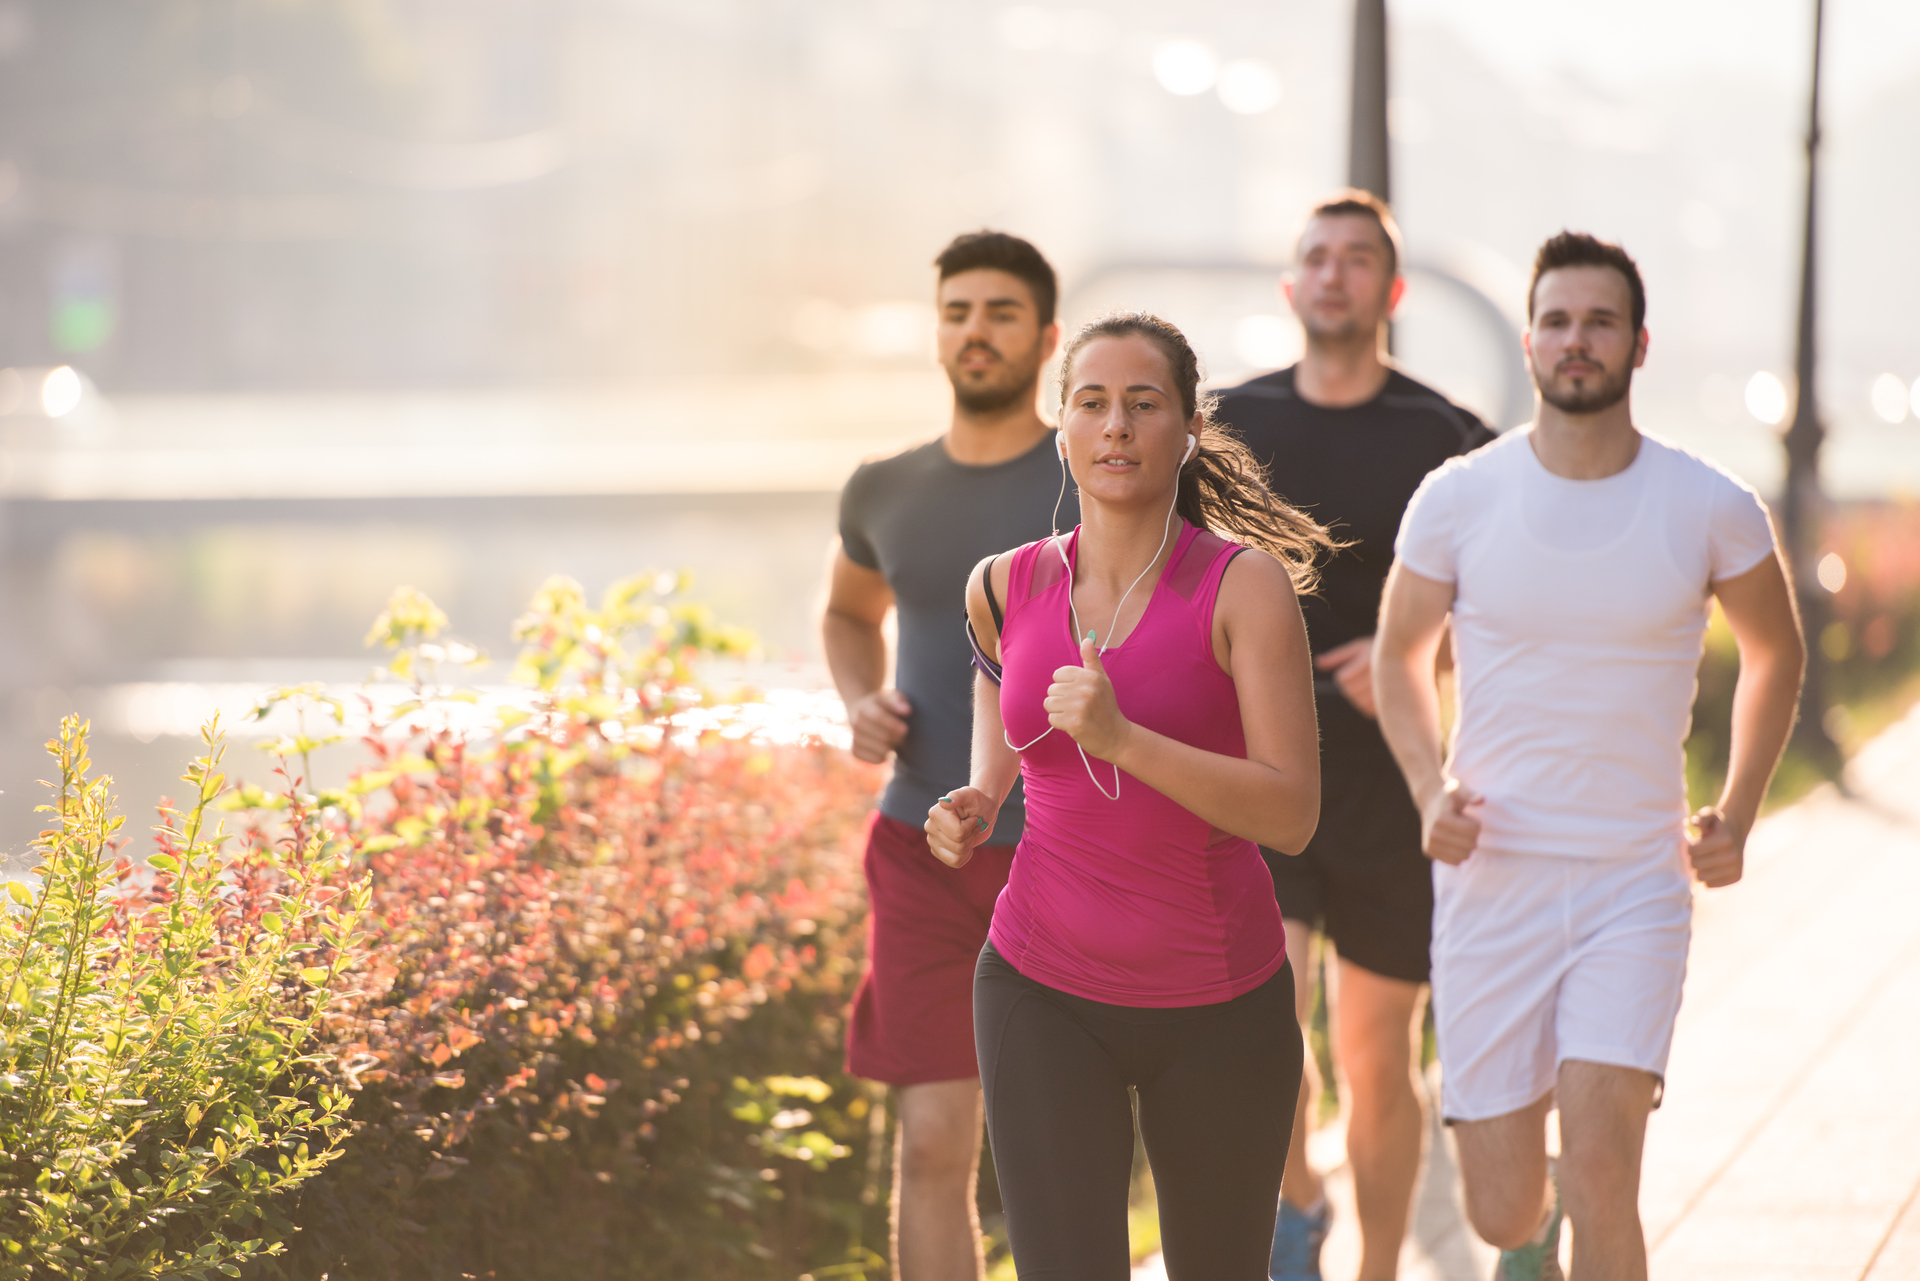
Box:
[1349,0,1390,201]
[1780,0,1842,773]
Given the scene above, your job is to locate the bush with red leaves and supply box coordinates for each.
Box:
[233,579,893,1280]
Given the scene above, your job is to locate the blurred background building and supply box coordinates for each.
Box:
[0,0,1917,848]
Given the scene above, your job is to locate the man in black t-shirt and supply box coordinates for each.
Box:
[1214,192,1494,1281]
[824,232,1075,1281]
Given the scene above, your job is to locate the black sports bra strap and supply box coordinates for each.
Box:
[983,554,1005,634]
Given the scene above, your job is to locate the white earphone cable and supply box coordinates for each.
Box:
[1003,434,1193,801]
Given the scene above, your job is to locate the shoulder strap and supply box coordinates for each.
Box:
[1029,533,1069,598]
[1003,535,1064,637]
[1192,543,1248,640]
[982,554,1004,633]
[1166,526,1229,601]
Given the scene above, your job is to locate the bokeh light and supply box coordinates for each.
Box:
[1817,552,1847,593]
[1153,39,1218,96]
[1744,371,1788,426]
[1217,60,1283,115]
[41,366,83,418]
[1870,372,1909,423]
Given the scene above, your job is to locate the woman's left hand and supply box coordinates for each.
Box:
[1046,633,1132,761]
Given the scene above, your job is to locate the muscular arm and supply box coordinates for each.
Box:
[1046,552,1322,854]
[1374,560,1481,863]
[820,542,910,764]
[1690,551,1805,886]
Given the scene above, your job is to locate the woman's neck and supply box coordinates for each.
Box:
[1076,496,1183,593]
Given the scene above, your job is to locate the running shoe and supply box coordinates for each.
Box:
[1493,1167,1564,1281]
[1269,1197,1330,1281]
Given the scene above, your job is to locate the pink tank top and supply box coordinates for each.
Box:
[987,522,1288,1007]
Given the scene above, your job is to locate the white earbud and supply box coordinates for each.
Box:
[1183,433,1196,463]
[1056,431,1066,460]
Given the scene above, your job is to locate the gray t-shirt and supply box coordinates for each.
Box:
[838,433,1078,840]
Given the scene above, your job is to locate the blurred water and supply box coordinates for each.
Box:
[1,662,847,876]
[0,379,927,860]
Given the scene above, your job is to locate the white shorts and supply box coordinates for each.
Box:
[1431,846,1692,1123]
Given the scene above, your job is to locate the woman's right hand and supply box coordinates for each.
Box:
[925,787,997,868]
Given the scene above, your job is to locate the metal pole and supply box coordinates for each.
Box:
[1780,0,1840,772]
[1348,0,1390,202]
[1349,0,1392,357]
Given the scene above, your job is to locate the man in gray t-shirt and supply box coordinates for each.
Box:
[837,439,1068,839]
[824,231,1073,1281]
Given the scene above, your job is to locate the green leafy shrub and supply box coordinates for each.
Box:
[242,576,891,1280]
[0,718,367,1279]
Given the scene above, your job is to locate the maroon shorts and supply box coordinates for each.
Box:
[846,812,1015,1086]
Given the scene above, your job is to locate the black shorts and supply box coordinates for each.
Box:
[1263,745,1433,985]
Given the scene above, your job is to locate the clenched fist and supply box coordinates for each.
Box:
[926,787,997,868]
[1044,632,1131,761]
[1421,778,1483,865]
[1686,806,1747,888]
[847,688,911,764]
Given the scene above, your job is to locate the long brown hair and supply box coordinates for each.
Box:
[1056,311,1339,592]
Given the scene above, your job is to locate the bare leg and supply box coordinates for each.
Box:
[1279,919,1325,1211]
[1330,957,1428,1280]
[1556,1060,1657,1281]
[892,1079,986,1281]
[1450,1090,1555,1251]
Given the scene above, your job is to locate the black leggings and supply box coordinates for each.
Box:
[974,942,1302,1281]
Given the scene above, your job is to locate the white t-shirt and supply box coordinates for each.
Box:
[1394,429,1778,860]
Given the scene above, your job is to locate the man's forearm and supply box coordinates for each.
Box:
[822,611,888,706]
[1718,650,1803,830]
[1375,653,1448,811]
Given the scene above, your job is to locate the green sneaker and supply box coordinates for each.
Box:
[1493,1168,1564,1281]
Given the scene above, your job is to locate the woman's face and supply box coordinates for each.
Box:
[1060,334,1195,511]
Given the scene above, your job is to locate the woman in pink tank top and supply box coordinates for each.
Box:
[925,314,1333,1279]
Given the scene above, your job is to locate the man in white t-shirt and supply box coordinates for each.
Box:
[1373,231,1805,1281]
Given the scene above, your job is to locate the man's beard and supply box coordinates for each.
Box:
[1296,284,1392,346]
[1299,311,1364,344]
[1535,356,1633,415]
[947,343,1042,415]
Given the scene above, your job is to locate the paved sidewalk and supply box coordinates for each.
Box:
[1135,699,1920,1280]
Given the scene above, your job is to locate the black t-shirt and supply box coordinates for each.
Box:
[839,433,1077,837]
[1213,365,1494,759]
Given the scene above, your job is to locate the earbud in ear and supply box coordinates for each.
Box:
[1056,432,1066,460]
[1183,434,1197,463]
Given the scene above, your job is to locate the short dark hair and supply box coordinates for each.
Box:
[1529,231,1646,331]
[1300,189,1403,277]
[934,231,1058,327]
